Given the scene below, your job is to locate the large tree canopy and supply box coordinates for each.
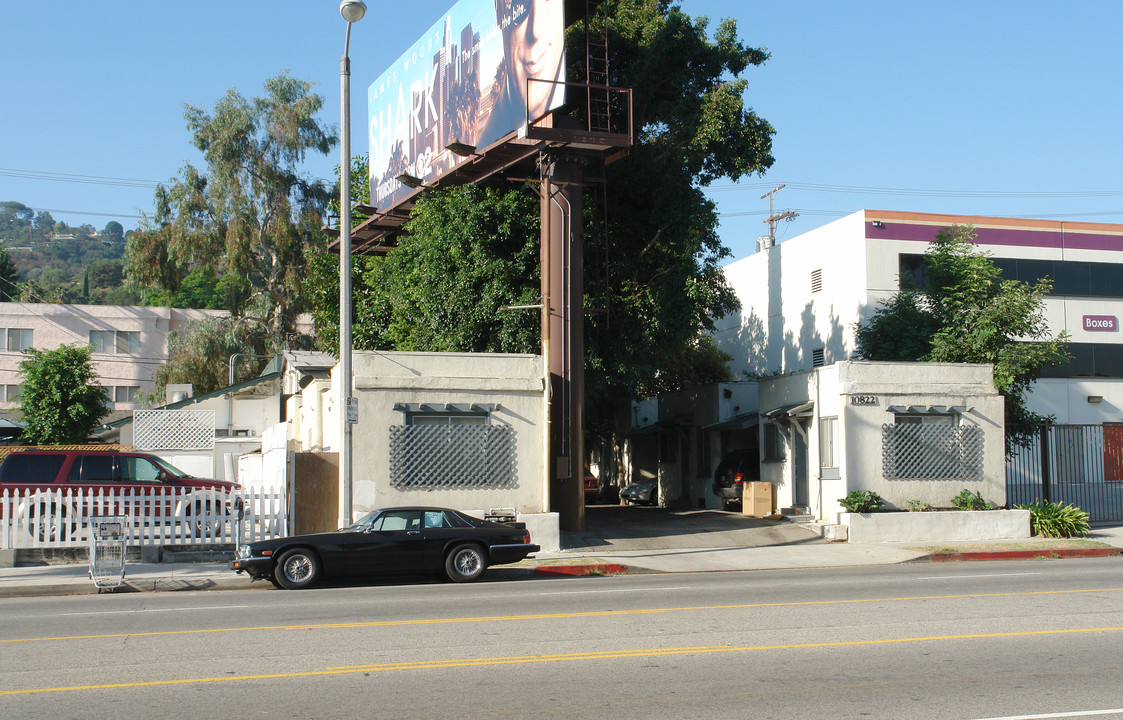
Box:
[311,0,774,442]
[855,225,1070,452]
[126,72,335,352]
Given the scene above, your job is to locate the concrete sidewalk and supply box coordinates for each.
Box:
[1,522,1120,598]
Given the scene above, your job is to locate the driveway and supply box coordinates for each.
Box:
[563,505,826,552]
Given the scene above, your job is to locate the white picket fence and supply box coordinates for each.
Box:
[0,487,287,550]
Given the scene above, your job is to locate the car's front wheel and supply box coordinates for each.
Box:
[445,544,487,582]
[273,548,320,589]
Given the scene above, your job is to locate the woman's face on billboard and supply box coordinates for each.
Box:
[505,0,564,119]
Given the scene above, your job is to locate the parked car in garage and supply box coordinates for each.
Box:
[584,469,599,504]
[712,448,759,509]
[620,478,658,506]
[230,506,540,589]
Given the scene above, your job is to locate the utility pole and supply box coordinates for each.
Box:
[761,184,797,248]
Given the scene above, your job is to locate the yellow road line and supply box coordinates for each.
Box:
[3,626,1122,697]
[3,587,1121,646]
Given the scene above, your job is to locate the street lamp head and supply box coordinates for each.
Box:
[340,0,367,24]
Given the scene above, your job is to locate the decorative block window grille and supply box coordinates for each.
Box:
[882,422,983,480]
[388,424,517,489]
[132,409,216,451]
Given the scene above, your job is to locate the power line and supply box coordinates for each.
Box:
[704,181,1123,199]
[0,168,162,189]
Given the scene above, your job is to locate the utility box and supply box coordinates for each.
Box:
[742,482,773,518]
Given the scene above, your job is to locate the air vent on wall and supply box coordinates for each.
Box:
[811,269,823,293]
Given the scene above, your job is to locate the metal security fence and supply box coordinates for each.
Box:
[388,424,518,489]
[1006,423,1123,523]
[882,423,985,480]
[0,487,286,550]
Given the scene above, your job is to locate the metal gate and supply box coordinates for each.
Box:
[1006,423,1123,523]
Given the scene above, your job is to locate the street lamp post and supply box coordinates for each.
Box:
[339,0,366,527]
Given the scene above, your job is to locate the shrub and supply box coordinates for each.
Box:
[839,490,884,513]
[907,499,932,512]
[951,489,995,511]
[1015,500,1090,538]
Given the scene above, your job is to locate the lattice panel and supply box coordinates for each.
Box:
[388,425,517,489]
[132,410,216,451]
[882,423,984,480]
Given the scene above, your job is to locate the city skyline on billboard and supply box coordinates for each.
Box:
[367,0,565,212]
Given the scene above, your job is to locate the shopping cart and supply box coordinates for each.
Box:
[88,516,127,592]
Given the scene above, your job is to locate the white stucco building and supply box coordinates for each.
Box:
[714,209,1123,422]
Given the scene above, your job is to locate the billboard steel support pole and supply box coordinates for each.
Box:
[541,151,586,532]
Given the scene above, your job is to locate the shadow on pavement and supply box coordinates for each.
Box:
[563,504,826,552]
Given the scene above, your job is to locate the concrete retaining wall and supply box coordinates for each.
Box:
[842,509,1031,543]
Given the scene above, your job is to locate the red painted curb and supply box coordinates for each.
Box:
[533,563,629,577]
[929,548,1123,562]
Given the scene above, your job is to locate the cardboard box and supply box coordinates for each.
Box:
[742,481,773,517]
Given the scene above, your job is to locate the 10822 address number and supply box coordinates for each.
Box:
[850,395,878,406]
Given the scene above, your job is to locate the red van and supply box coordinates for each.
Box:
[0,449,239,541]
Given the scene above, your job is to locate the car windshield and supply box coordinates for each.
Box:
[150,457,189,478]
[342,511,380,531]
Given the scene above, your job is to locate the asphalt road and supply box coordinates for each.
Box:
[2,558,1122,719]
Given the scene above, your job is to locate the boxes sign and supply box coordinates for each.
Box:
[742,481,773,518]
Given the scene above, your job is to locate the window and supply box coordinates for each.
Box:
[1040,343,1123,379]
[3,385,19,403]
[763,423,786,462]
[3,328,32,351]
[819,416,839,471]
[113,386,139,403]
[90,330,140,354]
[696,430,710,477]
[118,456,165,484]
[905,253,1123,299]
[370,509,423,531]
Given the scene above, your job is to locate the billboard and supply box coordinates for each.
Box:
[367,0,566,211]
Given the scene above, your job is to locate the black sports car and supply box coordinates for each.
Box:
[230,506,541,589]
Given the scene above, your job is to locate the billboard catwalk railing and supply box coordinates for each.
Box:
[1006,423,1123,523]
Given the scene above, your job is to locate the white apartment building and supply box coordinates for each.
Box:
[714,210,1123,424]
[0,303,227,412]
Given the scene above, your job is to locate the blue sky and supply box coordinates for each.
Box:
[3,1,1121,261]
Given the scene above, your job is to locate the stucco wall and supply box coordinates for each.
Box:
[323,351,546,518]
[757,361,1005,520]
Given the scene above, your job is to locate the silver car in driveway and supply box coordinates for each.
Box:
[620,479,658,505]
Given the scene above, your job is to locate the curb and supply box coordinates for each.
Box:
[925,548,1123,563]
[532,562,629,577]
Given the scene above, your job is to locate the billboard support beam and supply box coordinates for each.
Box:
[541,150,586,532]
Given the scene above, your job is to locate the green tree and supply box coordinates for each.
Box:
[855,225,1070,451]
[18,345,109,444]
[101,221,125,243]
[87,258,124,289]
[0,247,20,300]
[126,72,335,351]
[145,316,268,404]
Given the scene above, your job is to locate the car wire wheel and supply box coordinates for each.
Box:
[445,544,487,582]
[274,549,320,589]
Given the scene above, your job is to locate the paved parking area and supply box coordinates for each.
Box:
[563,505,826,552]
